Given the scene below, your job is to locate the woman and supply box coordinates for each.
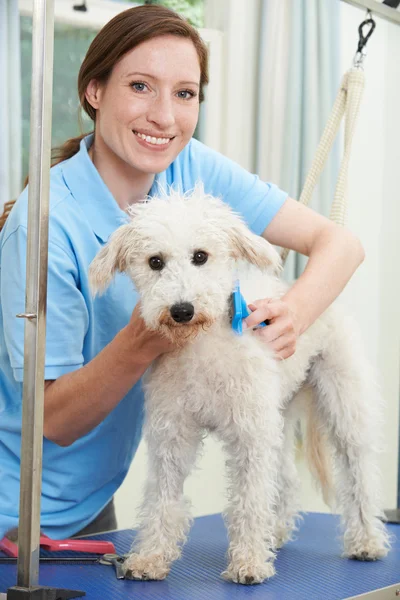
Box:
[0,4,364,540]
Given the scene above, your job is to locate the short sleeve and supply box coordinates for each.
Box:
[189,141,288,234]
[1,225,89,382]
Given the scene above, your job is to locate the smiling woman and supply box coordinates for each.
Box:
[52,5,208,208]
[83,35,201,209]
[17,1,219,184]
[84,34,203,207]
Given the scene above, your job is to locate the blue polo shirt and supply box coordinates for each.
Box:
[0,135,288,539]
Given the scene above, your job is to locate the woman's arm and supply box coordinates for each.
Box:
[244,198,365,358]
[44,305,174,447]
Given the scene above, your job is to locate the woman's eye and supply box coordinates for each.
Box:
[177,89,196,100]
[192,251,208,266]
[149,256,164,271]
[131,82,147,93]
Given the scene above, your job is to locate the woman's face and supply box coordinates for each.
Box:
[86,35,201,175]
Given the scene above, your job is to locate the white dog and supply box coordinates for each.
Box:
[89,187,390,585]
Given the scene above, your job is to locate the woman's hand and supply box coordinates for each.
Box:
[125,303,179,365]
[243,298,300,360]
[43,303,180,446]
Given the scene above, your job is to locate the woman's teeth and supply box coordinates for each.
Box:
[134,131,171,145]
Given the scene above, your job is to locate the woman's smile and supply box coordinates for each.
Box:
[133,129,175,150]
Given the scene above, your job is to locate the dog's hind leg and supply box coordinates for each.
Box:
[123,414,203,580]
[308,338,390,561]
[274,402,302,549]
[220,385,284,585]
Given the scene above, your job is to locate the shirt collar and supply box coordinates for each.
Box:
[61,134,130,243]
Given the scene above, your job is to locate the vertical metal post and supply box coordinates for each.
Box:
[16,0,54,588]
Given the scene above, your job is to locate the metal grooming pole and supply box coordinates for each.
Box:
[15,0,54,585]
[5,1,84,598]
[341,0,400,24]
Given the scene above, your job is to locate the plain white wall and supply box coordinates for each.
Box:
[114,1,400,528]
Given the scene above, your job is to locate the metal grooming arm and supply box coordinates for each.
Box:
[341,0,400,24]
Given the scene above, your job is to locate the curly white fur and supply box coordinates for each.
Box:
[89,186,390,585]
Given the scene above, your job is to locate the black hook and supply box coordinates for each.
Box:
[357,10,376,53]
[73,1,88,12]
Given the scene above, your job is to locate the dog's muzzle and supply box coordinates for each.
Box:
[170,302,194,323]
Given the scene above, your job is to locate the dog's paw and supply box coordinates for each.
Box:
[347,543,389,561]
[123,552,170,580]
[345,537,389,561]
[222,560,275,585]
[344,522,391,562]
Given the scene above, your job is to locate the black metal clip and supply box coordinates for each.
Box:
[357,11,376,53]
[354,10,376,68]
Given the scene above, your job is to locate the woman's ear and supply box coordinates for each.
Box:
[227,219,282,273]
[85,79,102,111]
[88,224,133,295]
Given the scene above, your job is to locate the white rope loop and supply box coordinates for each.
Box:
[280,67,365,265]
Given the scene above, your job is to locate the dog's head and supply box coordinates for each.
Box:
[89,186,281,344]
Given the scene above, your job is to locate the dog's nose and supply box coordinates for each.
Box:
[170,302,194,323]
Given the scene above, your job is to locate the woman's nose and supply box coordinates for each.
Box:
[147,95,175,130]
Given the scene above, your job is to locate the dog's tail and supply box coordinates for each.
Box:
[296,386,335,508]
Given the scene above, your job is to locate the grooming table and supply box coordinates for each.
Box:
[0,513,399,600]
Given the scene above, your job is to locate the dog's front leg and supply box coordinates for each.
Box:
[221,391,284,585]
[123,413,203,581]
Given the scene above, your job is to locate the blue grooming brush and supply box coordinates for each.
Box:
[231,280,268,336]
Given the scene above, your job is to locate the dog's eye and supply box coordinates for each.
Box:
[193,251,208,265]
[149,256,164,271]
[192,251,208,266]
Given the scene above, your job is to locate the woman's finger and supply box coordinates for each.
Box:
[276,346,295,360]
[270,333,296,354]
[255,323,283,343]
[244,301,282,329]
[254,329,296,358]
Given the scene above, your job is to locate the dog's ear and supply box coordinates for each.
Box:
[227,220,282,272]
[89,224,133,295]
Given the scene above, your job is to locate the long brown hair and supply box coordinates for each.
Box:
[55,4,208,166]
